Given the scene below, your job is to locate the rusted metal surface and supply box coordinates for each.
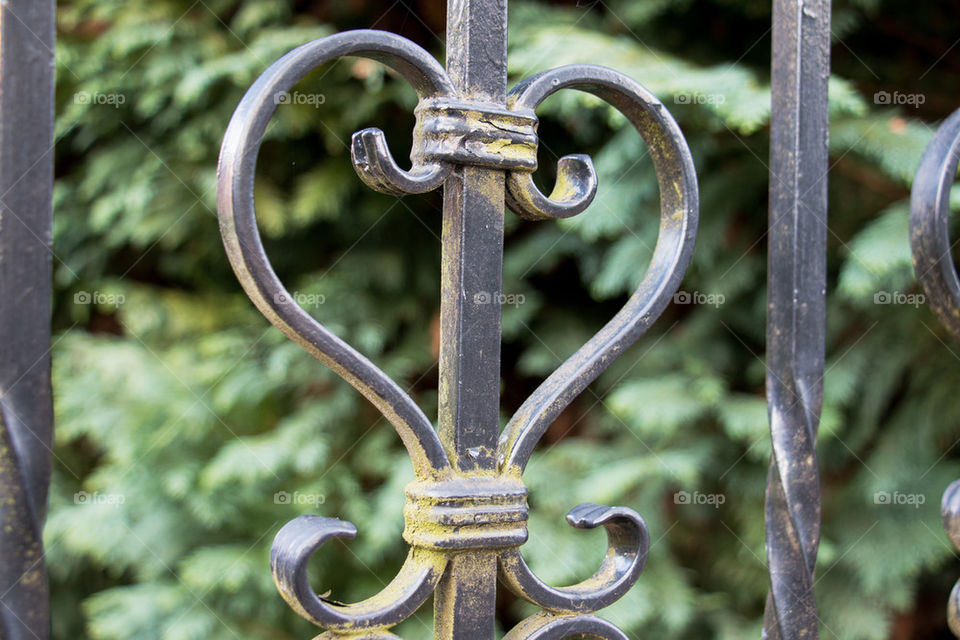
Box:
[0,1,56,639]
[909,107,960,637]
[217,0,698,636]
[764,1,830,639]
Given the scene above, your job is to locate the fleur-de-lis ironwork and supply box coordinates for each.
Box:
[217,2,698,637]
[910,107,960,638]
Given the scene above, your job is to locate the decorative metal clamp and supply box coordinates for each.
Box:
[217,5,698,638]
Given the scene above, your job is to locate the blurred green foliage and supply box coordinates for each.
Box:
[49,0,960,638]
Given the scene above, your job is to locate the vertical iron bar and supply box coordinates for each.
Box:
[0,1,56,639]
[438,0,508,469]
[764,1,830,639]
[435,0,508,638]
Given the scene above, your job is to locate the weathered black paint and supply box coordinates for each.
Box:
[763,1,830,638]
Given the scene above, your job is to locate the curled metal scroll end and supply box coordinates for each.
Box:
[566,503,650,583]
[271,515,445,632]
[351,128,450,196]
[503,612,629,640]
[271,516,357,626]
[506,153,598,220]
[942,480,960,637]
[499,503,649,614]
[566,503,647,545]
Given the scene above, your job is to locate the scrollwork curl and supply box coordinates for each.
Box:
[498,503,649,614]
[217,30,455,479]
[223,33,700,640]
[498,64,699,474]
[270,515,447,632]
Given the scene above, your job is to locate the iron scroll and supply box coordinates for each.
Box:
[217,24,698,640]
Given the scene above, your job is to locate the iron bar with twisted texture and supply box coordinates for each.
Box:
[764,1,830,638]
[910,107,960,637]
[217,0,699,637]
[0,2,56,640]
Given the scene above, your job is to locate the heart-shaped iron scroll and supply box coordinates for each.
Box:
[910,107,960,638]
[496,65,695,620]
[218,29,698,639]
[218,31,453,480]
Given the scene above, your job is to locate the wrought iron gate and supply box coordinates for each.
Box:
[0,0,956,638]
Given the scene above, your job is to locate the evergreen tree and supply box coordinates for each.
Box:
[49,0,960,638]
